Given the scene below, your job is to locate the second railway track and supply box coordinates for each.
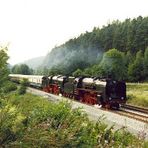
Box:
[121,104,148,114]
[114,104,148,124]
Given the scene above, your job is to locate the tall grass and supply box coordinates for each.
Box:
[0,92,147,147]
[127,83,148,107]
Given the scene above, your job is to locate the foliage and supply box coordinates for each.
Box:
[127,83,148,107]
[98,16,148,53]
[0,101,25,145]
[125,51,134,67]
[39,16,148,80]
[0,93,146,147]
[72,69,83,77]
[3,81,17,93]
[143,47,148,80]
[72,47,148,82]
[12,64,33,75]
[20,78,29,87]
[99,48,127,80]
[18,79,29,95]
[18,86,26,95]
[128,50,144,82]
[0,46,9,93]
[34,16,147,82]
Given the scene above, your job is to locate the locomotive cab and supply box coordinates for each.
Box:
[105,80,126,108]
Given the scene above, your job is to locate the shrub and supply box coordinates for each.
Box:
[18,86,26,95]
[20,78,29,87]
[0,102,25,146]
[18,78,29,95]
[3,81,17,93]
[1,93,146,147]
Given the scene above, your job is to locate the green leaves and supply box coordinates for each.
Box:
[12,64,33,75]
[128,50,144,82]
[0,93,146,147]
[18,79,29,95]
[0,46,9,93]
[99,48,127,80]
[0,102,25,145]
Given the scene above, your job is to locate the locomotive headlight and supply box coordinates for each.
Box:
[121,97,124,100]
[109,97,112,100]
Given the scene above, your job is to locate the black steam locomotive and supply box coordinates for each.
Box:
[9,74,126,109]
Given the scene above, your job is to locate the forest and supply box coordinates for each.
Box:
[12,16,148,82]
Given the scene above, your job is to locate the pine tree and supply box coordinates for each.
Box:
[128,50,144,81]
[143,47,148,80]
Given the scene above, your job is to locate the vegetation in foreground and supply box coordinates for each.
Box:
[0,92,147,147]
[127,83,148,108]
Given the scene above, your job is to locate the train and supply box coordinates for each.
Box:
[9,74,126,109]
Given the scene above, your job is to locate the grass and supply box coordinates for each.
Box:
[127,83,148,108]
[0,92,148,147]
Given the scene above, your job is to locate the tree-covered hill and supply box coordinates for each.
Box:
[97,16,148,53]
[42,31,103,73]
[41,16,147,72]
[35,16,148,81]
[22,56,45,69]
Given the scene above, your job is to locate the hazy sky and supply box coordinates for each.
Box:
[0,0,147,65]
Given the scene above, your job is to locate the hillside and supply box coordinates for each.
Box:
[42,36,103,74]
[22,56,45,69]
[41,16,148,76]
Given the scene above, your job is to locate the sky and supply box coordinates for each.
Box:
[0,0,147,65]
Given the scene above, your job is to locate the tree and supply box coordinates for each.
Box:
[72,69,83,77]
[100,49,127,80]
[12,64,33,75]
[48,66,63,75]
[125,51,134,67]
[128,50,144,81]
[18,78,29,95]
[143,47,148,80]
[0,46,9,92]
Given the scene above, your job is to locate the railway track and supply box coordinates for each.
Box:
[115,104,148,124]
[76,102,148,124]
[121,104,148,114]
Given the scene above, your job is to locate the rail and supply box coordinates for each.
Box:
[121,104,148,114]
[114,104,148,124]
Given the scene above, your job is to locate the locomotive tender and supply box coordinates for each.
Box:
[9,74,126,109]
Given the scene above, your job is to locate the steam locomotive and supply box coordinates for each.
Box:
[9,74,126,109]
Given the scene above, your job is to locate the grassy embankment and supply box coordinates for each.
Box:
[127,83,148,108]
[0,91,148,147]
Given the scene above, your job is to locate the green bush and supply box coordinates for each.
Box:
[18,78,29,95]
[20,78,29,87]
[18,86,26,95]
[3,81,17,93]
[0,102,25,145]
[0,93,146,147]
